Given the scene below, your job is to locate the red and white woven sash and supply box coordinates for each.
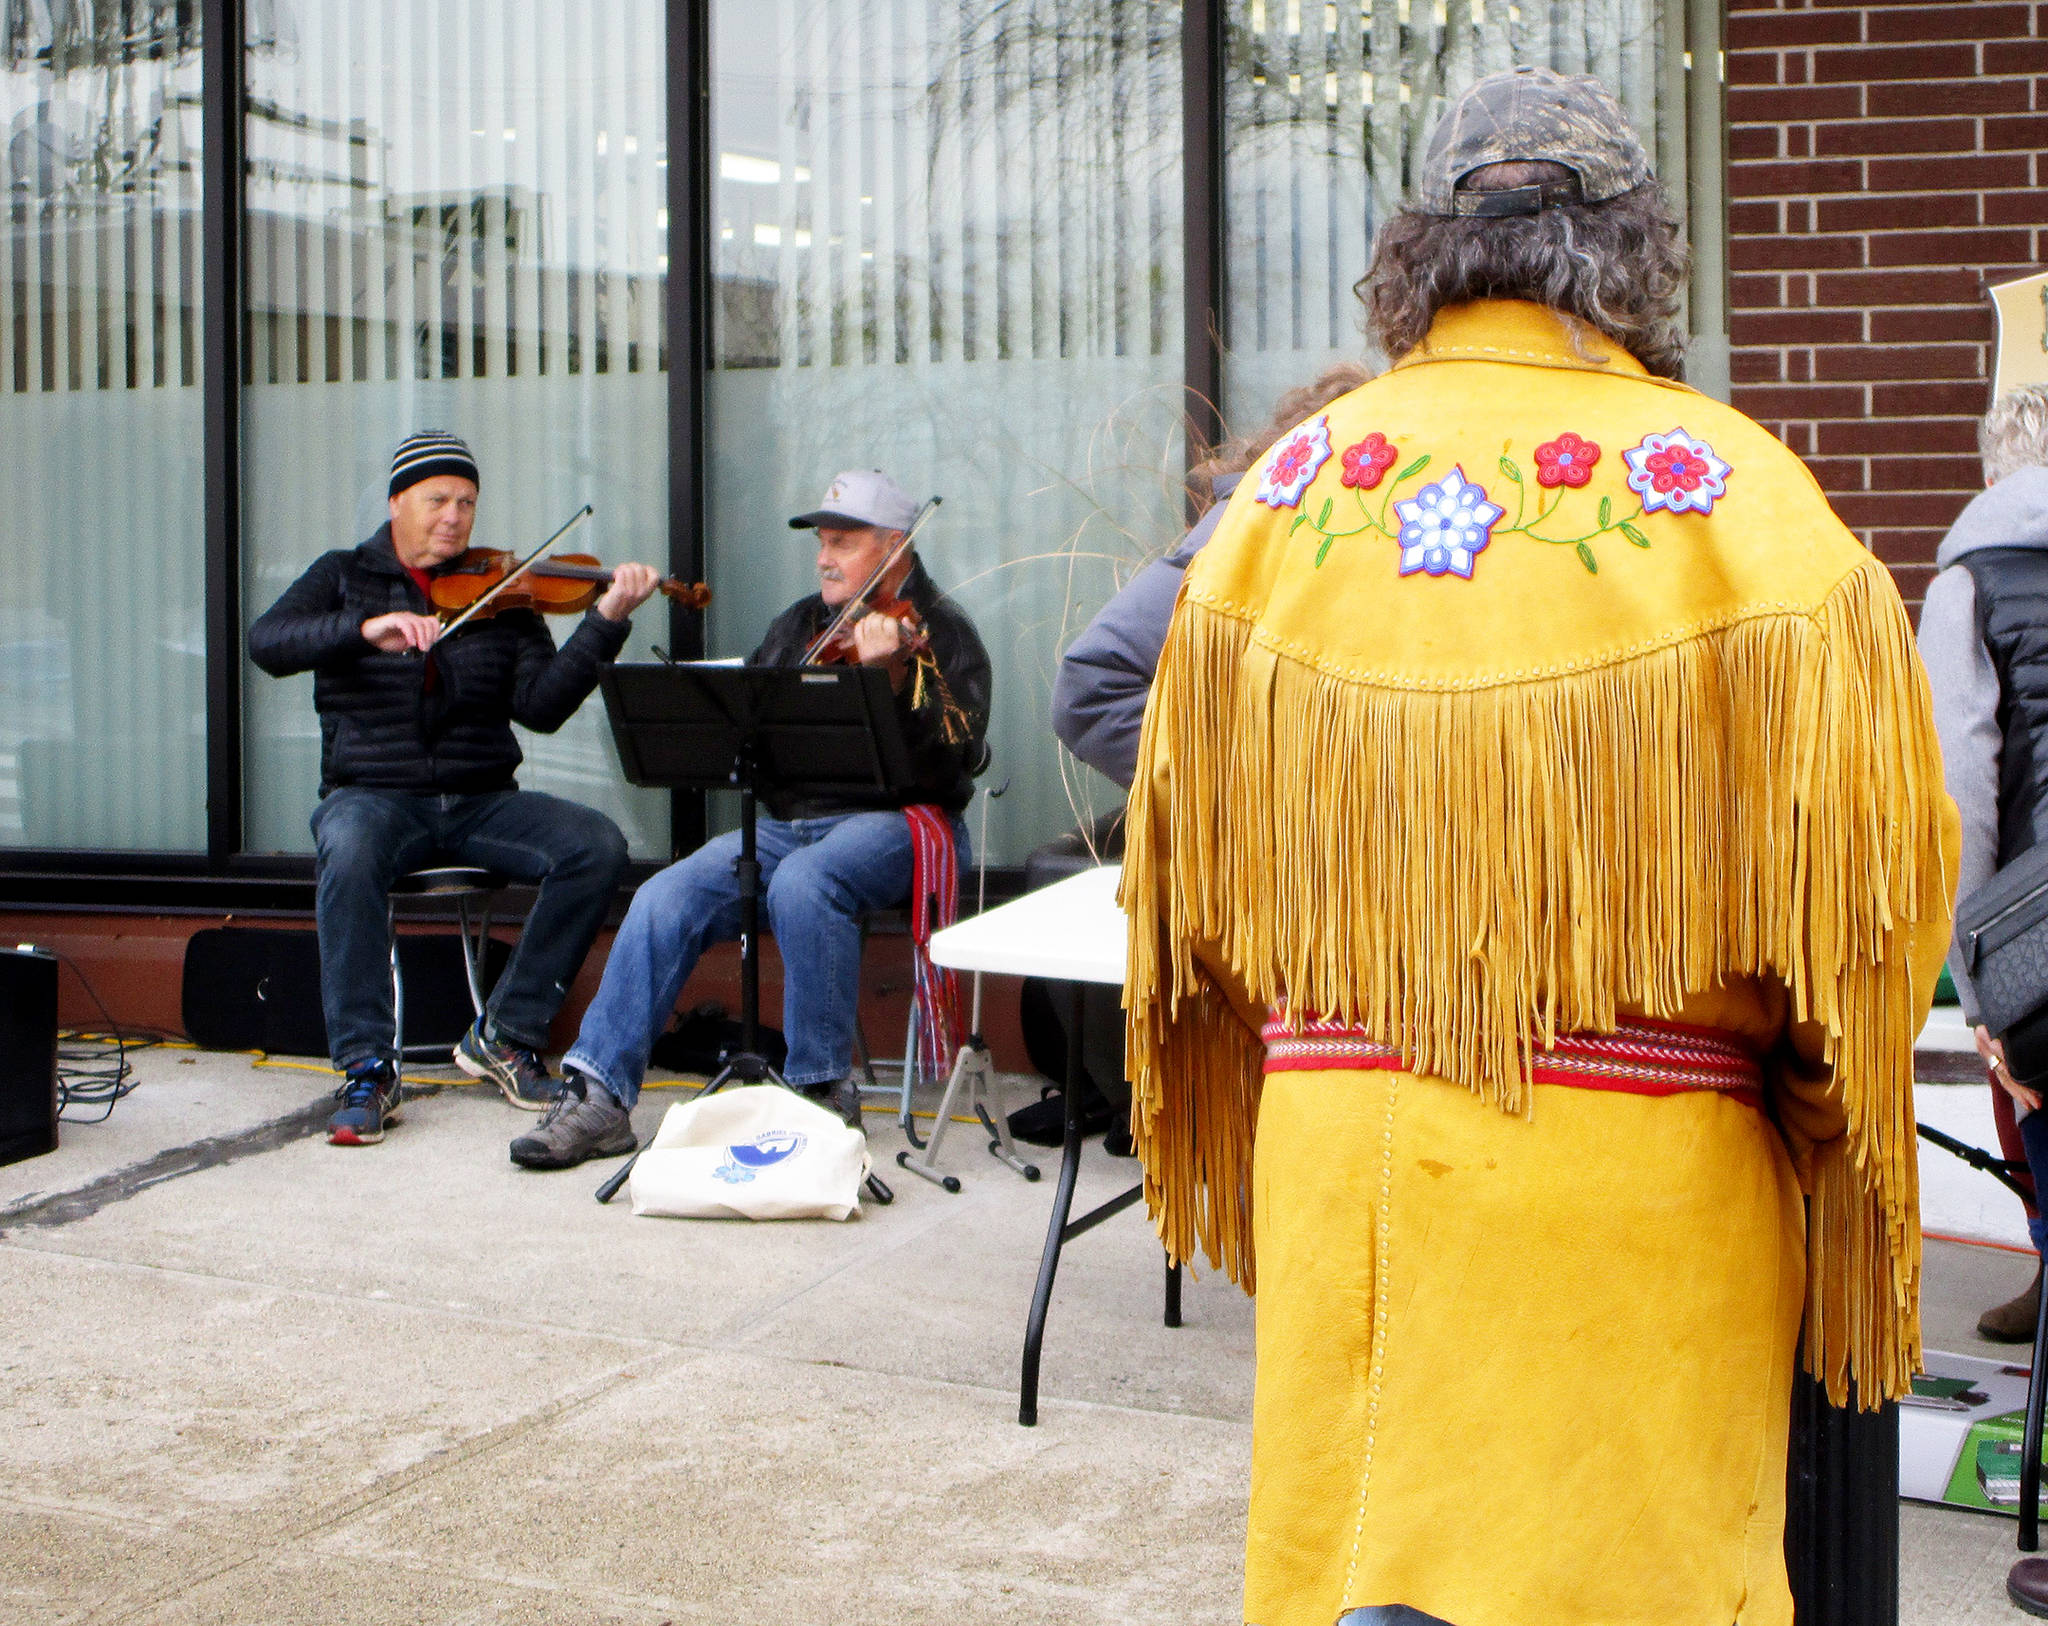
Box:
[1260,1012,1764,1110]
[904,805,964,1082]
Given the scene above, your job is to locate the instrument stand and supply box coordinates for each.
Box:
[896,950,1038,1190]
[894,774,1037,1192]
[591,661,925,1210]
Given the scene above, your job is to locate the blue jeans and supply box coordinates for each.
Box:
[564,810,963,1106]
[311,787,630,1070]
[2023,1105,2048,1256]
[1338,1611,1451,1625]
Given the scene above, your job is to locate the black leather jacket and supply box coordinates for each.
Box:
[748,557,991,818]
[248,525,631,796]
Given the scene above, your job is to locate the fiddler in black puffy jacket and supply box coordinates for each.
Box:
[248,522,632,797]
[249,437,664,1149]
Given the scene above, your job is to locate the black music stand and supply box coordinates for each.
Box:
[591,661,918,1206]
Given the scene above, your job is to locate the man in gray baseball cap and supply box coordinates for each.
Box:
[515,465,992,1170]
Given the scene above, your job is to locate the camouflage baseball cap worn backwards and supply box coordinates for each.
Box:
[1415,65,1653,217]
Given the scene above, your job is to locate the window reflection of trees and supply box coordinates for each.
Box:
[713,0,1185,376]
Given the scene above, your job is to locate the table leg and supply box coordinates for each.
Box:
[1165,1257,1182,1328]
[2024,1258,2048,1551]
[1019,979,1086,1426]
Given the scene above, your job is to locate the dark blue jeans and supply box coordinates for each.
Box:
[310,786,629,1070]
[2023,1105,2048,1256]
[565,810,964,1106]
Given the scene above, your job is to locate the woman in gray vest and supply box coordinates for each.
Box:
[1920,384,2048,1365]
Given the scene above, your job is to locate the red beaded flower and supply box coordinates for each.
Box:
[1270,438,1314,487]
[1340,432,1400,490]
[1533,431,1600,489]
[1622,429,1730,515]
[1642,444,1706,491]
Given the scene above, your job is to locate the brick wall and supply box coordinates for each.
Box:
[1724,0,2048,609]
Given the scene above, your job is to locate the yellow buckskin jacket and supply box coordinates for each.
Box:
[1123,297,1958,1416]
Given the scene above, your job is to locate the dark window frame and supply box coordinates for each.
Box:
[0,0,1224,908]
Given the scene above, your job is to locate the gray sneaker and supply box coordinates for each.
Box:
[457,1021,561,1111]
[508,1076,636,1169]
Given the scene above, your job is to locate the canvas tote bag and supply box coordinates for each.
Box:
[628,1083,872,1221]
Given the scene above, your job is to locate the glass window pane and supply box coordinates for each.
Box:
[240,1,671,856]
[0,9,205,850]
[1222,1,1686,430]
[708,0,1186,862]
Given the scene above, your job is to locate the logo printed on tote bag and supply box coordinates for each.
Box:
[713,1129,809,1184]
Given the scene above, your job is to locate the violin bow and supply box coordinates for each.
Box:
[435,504,595,637]
[801,496,942,664]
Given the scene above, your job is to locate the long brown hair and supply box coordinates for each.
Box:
[1189,360,1376,509]
[1359,162,1690,380]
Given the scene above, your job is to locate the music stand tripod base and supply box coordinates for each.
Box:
[699,1050,895,1206]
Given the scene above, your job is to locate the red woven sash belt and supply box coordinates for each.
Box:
[1260,1013,1764,1110]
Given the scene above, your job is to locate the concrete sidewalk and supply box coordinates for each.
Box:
[0,1043,2035,1624]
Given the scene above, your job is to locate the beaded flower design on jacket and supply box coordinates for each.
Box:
[1258,423,1733,580]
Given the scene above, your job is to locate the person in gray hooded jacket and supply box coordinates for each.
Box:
[1052,362,1371,787]
[1919,382,2048,1343]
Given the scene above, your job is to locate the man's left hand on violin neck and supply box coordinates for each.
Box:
[594,561,663,622]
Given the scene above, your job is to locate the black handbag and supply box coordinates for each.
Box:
[1957,843,2048,1089]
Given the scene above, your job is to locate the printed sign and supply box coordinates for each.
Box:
[1901,1350,2044,1516]
[1989,270,2048,401]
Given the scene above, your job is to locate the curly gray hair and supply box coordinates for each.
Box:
[1982,384,2048,484]
[1357,161,1691,380]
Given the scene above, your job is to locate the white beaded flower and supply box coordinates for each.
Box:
[1622,428,1731,516]
[1393,466,1505,580]
[1255,414,1335,509]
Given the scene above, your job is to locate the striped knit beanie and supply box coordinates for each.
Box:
[389,430,480,498]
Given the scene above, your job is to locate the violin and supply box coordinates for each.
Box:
[426,505,709,635]
[807,592,929,666]
[431,549,711,622]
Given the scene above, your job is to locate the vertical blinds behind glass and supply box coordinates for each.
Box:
[709,0,1186,860]
[1222,1,1723,435]
[239,0,673,857]
[0,6,206,849]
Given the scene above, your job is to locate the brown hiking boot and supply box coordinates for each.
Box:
[1978,1276,2042,1344]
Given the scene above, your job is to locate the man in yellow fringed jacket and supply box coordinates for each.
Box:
[1123,68,1957,1626]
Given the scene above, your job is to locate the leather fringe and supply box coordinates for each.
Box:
[1123,554,1947,1408]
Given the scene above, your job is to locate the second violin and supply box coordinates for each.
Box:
[801,497,941,665]
[806,592,929,665]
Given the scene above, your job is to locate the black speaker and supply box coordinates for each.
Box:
[0,945,58,1166]
[181,926,510,1057]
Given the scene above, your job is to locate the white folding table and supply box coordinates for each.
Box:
[927,864,1181,1425]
